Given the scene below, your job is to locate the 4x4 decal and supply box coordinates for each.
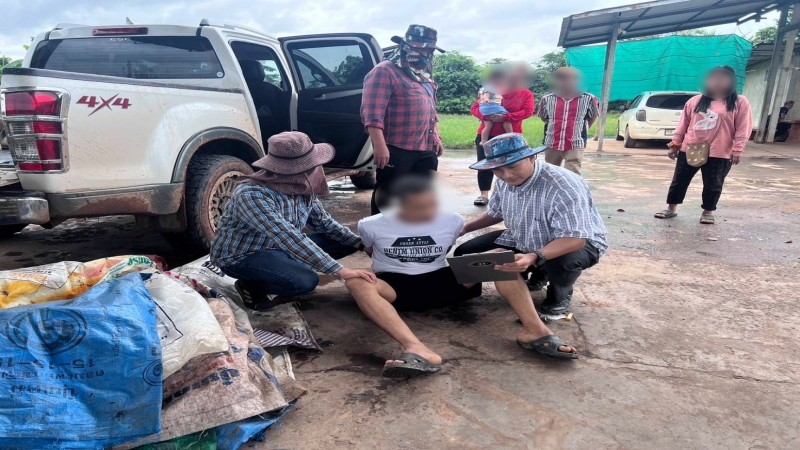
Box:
[77,95,132,116]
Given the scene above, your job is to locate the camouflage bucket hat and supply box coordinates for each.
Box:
[470,133,547,171]
[391,24,446,52]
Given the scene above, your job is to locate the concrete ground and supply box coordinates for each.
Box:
[1,141,798,449]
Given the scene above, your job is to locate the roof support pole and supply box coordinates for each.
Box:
[756,5,791,143]
[596,20,620,153]
[765,3,800,143]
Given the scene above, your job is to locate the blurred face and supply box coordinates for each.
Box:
[405,46,435,70]
[554,73,579,94]
[491,158,535,186]
[705,71,734,97]
[398,190,439,223]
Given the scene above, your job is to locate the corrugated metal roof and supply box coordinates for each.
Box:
[559,0,791,48]
[747,42,800,68]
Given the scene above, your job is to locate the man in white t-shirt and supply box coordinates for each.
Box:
[346,176,481,378]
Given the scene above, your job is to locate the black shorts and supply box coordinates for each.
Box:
[377,267,482,312]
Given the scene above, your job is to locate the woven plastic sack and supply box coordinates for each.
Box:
[0,274,163,449]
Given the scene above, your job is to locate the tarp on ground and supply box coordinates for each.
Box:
[565,35,753,102]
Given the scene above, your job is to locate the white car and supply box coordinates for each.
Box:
[0,21,381,249]
[616,91,699,148]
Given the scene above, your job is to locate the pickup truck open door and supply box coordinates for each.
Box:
[279,33,382,168]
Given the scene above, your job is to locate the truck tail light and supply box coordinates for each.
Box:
[5,91,60,116]
[1,90,67,173]
[635,109,647,122]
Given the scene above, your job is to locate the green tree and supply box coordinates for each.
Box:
[536,50,566,73]
[433,51,482,114]
[0,56,11,67]
[753,26,777,45]
[333,55,365,84]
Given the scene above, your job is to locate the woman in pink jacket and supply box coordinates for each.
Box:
[654,66,753,224]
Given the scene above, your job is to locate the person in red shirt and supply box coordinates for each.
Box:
[470,63,535,206]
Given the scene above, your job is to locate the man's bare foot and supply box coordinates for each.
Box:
[517,327,576,355]
[386,343,443,366]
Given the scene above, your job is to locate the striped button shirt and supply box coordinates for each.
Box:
[210,181,361,274]
[538,93,599,151]
[361,60,441,151]
[488,161,608,255]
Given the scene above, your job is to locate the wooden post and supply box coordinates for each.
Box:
[596,22,620,153]
[756,5,790,143]
[766,3,800,142]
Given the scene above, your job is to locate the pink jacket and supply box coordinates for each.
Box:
[672,95,753,159]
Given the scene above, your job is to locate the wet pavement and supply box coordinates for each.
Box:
[1,142,799,449]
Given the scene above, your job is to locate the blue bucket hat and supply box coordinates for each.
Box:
[469,133,547,171]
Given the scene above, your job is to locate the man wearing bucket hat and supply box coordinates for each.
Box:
[361,24,446,215]
[455,134,607,354]
[210,131,376,310]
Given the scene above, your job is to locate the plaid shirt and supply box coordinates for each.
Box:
[210,181,360,274]
[488,162,608,255]
[361,60,441,151]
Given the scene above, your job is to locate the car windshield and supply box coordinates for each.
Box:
[645,94,694,110]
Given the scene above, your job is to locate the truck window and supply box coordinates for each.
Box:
[30,36,224,79]
[286,41,371,90]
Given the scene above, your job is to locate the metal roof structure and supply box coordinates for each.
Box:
[559,0,792,48]
[748,42,800,67]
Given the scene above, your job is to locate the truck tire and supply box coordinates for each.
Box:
[183,154,253,251]
[0,224,26,239]
[350,171,376,189]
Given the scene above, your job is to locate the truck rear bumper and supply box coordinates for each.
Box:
[0,193,50,225]
[0,183,184,225]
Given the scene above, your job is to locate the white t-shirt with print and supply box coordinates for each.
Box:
[357,212,464,275]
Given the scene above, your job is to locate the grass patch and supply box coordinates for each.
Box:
[439,113,620,149]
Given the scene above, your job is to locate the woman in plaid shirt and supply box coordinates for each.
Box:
[361,24,446,214]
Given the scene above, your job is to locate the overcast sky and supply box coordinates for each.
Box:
[0,0,778,63]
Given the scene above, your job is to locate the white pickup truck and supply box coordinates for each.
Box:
[0,21,380,250]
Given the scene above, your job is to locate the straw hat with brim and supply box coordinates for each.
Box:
[470,133,547,171]
[391,24,446,53]
[253,131,335,175]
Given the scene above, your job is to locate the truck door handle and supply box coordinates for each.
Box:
[313,89,363,101]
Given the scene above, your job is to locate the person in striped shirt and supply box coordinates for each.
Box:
[537,67,599,175]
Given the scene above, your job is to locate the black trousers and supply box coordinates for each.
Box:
[370,146,438,214]
[454,230,600,304]
[475,135,494,192]
[666,151,732,211]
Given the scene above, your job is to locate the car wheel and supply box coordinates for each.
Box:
[350,171,376,189]
[623,127,638,148]
[178,154,253,252]
[0,224,26,238]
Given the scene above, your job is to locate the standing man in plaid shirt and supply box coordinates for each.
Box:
[537,67,599,175]
[361,24,446,214]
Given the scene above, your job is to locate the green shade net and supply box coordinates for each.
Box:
[565,35,752,102]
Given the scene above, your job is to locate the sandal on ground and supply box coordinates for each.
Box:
[654,210,677,219]
[517,335,578,360]
[700,214,715,225]
[473,196,489,206]
[382,353,441,378]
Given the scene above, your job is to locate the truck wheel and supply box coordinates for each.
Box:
[184,154,253,251]
[350,171,376,189]
[0,224,26,239]
[623,127,638,148]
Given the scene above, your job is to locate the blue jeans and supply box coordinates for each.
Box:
[220,233,358,296]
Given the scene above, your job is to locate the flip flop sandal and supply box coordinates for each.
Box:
[654,210,677,219]
[700,214,715,224]
[517,335,578,360]
[382,352,441,378]
[473,196,489,206]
